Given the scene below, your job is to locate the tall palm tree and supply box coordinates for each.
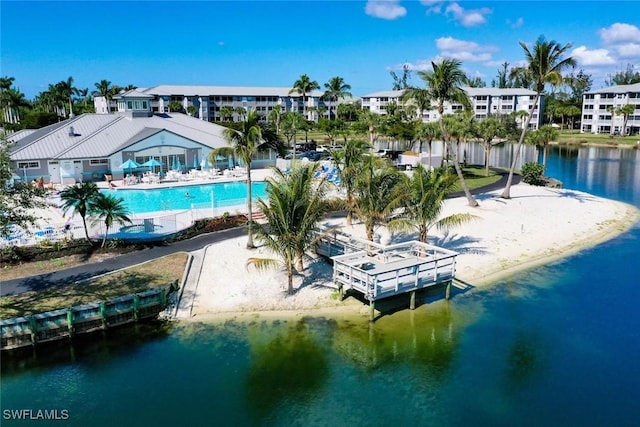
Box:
[89,192,131,248]
[247,163,329,294]
[388,164,476,244]
[268,103,283,134]
[353,156,404,242]
[289,74,320,123]
[323,76,352,120]
[501,36,575,199]
[215,109,265,248]
[329,139,370,226]
[401,86,432,121]
[93,79,119,113]
[530,125,559,173]
[59,182,100,241]
[417,122,440,166]
[55,76,78,118]
[475,117,505,176]
[418,59,479,207]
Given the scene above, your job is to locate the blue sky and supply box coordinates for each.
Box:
[2,1,639,99]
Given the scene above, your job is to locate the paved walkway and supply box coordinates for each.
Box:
[1,169,520,307]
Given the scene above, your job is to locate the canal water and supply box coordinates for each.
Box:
[2,146,639,426]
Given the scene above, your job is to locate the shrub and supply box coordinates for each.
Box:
[521,162,545,186]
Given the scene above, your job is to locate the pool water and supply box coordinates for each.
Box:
[102,181,267,214]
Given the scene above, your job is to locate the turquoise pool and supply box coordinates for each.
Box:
[101,181,267,214]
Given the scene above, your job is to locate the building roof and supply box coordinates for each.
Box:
[361,90,406,98]
[9,112,229,161]
[114,89,154,99]
[144,84,324,98]
[586,82,640,95]
[462,87,537,96]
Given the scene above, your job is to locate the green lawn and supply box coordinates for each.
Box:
[454,166,502,192]
[556,131,639,146]
[0,252,189,319]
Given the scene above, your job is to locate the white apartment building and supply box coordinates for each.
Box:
[95,85,329,122]
[361,87,544,130]
[581,83,640,135]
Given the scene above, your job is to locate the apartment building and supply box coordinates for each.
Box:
[361,87,544,130]
[95,85,328,122]
[581,83,640,135]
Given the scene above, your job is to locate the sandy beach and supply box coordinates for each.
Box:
[189,183,640,319]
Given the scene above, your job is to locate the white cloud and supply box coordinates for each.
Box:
[615,43,640,58]
[441,51,492,62]
[365,0,407,20]
[571,46,616,66]
[444,2,491,27]
[507,17,524,29]
[599,23,640,45]
[436,36,497,52]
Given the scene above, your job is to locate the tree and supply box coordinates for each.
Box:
[475,117,505,176]
[329,139,370,226]
[563,69,592,102]
[493,62,510,88]
[55,76,78,118]
[89,192,131,248]
[352,110,382,148]
[501,36,575,199]
[247,163,329,294]
[530,125,558,173]
[615,104,635,136]
[0,136,49,236]
[418,59,478,207]
[280,111,303,152]
[605,64,640,86]
[323,76,352,120]
[390,64,412,90]
[401,86,431,121]
[564,105,581,130]
[289,74,320,124]
[215,109,270,248]
[167,100,185,113]
[186,105,198,117]
[93,79,120,113]
[464,75,486,88]
[388,165,476,244]
[59,182,100,241]
[220,105,235,121]
[268,103,283,134]
[353,156,403,242]
[416,122,440,166]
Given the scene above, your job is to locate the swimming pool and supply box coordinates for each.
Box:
[101,181,267,214]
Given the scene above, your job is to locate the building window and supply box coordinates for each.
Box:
[127,101,133,109]
[90,159,109,165]
[17,161,40,169]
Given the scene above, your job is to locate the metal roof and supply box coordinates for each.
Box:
[586,82,640,95]
[462,87,537,96]
[113,89,154,99]
[9,113,229,161]
[144,84,324,98]
[361,90,406,98]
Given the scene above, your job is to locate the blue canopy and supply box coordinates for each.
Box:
[118,159,140,171]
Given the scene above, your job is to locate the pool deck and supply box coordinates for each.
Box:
[96,168,275,191]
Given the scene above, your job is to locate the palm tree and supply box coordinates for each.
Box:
[418,59,479,207]
[220,105,234,121]
[388,164,476,244]
[323,76,352,120]
[532,125,559,173]
[615,104,635,136]
[89,192,131,248]
[419,122,440,167]
[247,163,328,294]
[59,182,100,241]
[55,76,78,118]
[268,103,283,134]
[215,109,265,248]
[401,86,432,121]
[501,36,575,199]
[353,156,404,242]
[475,117,505,176]
[289,74,320,123]
[329,139,370,226]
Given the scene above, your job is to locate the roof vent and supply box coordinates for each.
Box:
[68,126,75,137]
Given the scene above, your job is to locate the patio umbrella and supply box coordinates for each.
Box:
[141,158,163,174]
[193,153,199,169]
[201,156,210,170]
[118,159,140,175]
[171,156,177,171]
[176,158,182,171]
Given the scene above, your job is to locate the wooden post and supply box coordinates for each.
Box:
[410,290,416,310]
[100,303,107,329]
[29,317,37,345]
[338,284,344,301]
[160,288,167,308]
[369,300,376,322]
[446,280,451,300]
[67,310,74,337]
[133,295,140,321]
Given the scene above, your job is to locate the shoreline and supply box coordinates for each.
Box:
[183,184,640,324]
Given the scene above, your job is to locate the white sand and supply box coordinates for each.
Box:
[190,183,639,318]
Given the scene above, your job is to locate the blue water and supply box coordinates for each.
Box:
[101,181,267,214]
[2,146,639,426]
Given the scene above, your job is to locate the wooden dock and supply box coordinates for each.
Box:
[316,230,458,320]
[1,285,173,351]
